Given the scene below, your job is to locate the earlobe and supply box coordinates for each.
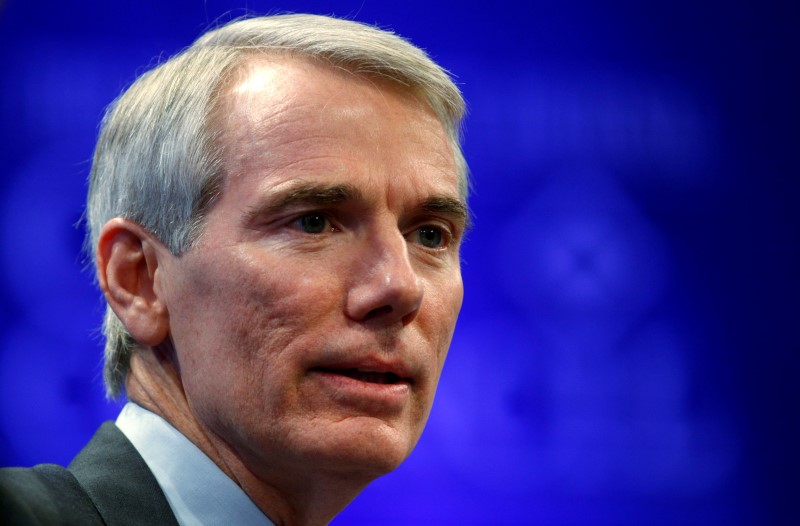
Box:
[97,218,170,347]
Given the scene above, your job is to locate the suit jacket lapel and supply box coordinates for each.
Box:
[69,422,180,526]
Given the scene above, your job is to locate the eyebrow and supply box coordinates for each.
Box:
[417,196,471,231]
[244,182,362,225]
[243,180,470,230]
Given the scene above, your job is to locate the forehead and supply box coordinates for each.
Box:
[210,55,460,200]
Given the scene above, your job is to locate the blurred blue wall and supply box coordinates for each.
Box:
[1,1,797,524]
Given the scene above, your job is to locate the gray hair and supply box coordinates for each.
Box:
[86,14,468,399]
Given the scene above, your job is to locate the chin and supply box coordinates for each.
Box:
[305,417,420,478]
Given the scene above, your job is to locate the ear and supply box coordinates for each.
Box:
[96,218,170,347]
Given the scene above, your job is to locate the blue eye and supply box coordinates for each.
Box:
[417,226,445,248]
[297,213,330,234]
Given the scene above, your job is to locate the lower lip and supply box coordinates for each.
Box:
[309,370,411,412]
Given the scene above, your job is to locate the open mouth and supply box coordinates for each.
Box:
[314,368,404,385]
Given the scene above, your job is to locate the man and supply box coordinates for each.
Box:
[0,13,468,526]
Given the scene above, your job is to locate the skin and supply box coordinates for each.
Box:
[97,56,466,526]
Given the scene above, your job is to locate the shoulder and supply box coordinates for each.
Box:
[0,464,102,525]
[1,421,178,526]
[70,421,180,526]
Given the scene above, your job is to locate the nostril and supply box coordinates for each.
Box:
[363,305,393,321]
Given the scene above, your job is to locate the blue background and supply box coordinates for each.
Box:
[1,1,798,524]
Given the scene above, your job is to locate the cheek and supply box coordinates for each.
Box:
[180,257,340,398]
[409,272,463,423]
[234,271,341,357]
[176,249,337,341]
[425,272,463,356]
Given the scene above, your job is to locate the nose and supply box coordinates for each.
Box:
[345,228,424,326]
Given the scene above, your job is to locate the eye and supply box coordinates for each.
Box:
[295,213,331,234]
[415,226,446,249]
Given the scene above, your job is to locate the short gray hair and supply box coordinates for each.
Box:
[86,14,468,398]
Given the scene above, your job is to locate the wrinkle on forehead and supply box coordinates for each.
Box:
[212,55,459,198]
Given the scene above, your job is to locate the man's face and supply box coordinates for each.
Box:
[158,57,465,483]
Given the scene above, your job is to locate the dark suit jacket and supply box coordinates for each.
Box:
[0,422,179,526]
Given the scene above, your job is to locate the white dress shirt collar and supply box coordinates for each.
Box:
[116,402,275,526]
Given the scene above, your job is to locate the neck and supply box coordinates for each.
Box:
[124,348,370,526]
